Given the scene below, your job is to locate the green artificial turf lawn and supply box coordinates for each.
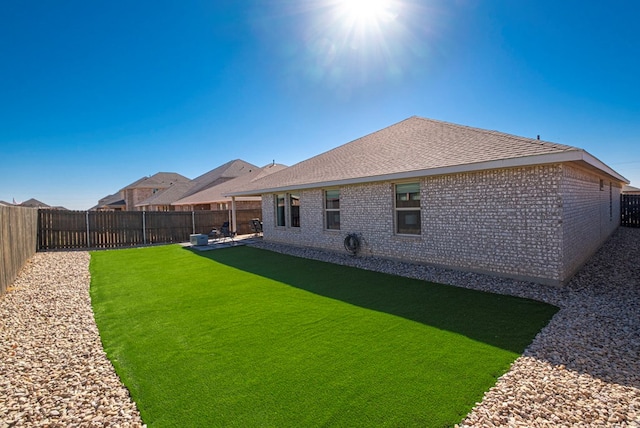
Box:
[90,245,558,428]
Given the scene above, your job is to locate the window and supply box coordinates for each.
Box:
[395,183,421,235]
[290,194,300,227]
[276,194,286,227]
[325,190,340,230]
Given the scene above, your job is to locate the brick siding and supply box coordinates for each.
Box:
[559,163,621,280]
[261,163,621,286]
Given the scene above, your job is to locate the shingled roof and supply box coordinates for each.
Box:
[123,172,190,190]
[230,116,627,196]
[135,181,196,208]
[96,193,126,208]
[622,184,640,194]
[136,159,258,207]
[186,159,258,196]
[19,198,50,208]
[173,163,287,206]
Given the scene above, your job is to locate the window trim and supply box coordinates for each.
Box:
[324,189,341,231]
[394,182,421,236]
[275,193,301,229]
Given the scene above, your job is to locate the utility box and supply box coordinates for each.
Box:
[190,234,208,246]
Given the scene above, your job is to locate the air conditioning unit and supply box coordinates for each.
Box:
[190,234,208,246]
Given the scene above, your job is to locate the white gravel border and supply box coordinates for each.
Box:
[0,252,144,427]
[1,228,639,426]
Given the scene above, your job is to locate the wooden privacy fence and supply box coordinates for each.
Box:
[621,194,640,228]
[1,206,38,296]
[38,209,262,251]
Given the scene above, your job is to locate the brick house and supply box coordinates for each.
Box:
[94,160,259,212]
[92,172,190,211]
[229,116,628,286]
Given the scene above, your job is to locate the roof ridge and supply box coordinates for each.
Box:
[411,116,578,151]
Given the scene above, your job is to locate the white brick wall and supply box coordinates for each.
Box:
[260,163,621,286]
[560,163,621,279]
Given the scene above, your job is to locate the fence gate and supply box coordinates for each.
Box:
[621,194,640,227]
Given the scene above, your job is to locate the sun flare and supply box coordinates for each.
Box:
[278,0,426,95]
[338,0,395,25]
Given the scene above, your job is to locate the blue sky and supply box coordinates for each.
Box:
[1,0,639,210]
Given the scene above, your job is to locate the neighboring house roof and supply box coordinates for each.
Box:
[123,172,191,191]
[19,198,50,208]
[173,163,288,206]
[136,159,258,207]
[0,200,12,206]
[622,185,640,194]
[187,159,259,196]
[230,116,628,196]
[95,193,126,209]
[135,181,195,207]
[14,198,66,210]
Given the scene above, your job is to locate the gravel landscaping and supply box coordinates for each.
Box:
[0,252,143,428]
[1,227,639,426]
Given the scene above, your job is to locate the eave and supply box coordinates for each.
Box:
[227,150,629,197]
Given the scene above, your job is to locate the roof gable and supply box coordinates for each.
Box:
[136,181,194,207]
[123,172,191,190]
[186,159,259,196]
[19,198,50,208]
[98,193,125,206]
[136,159,260,207]
[173,163,287,205]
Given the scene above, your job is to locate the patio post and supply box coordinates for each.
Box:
[231,196,237,234]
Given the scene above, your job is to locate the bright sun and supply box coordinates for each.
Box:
[338,0,395,25]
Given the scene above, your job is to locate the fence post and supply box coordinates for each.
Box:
[192,211,195,234]
[86,211,91,248]
[142,211,147,245]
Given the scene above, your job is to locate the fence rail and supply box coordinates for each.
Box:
[1,206,38,296]
[37,209,262,251]
[621,194,640,228]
